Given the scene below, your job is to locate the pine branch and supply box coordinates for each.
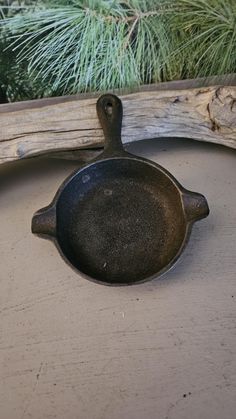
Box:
[1,1,178,95]
[0,0,235,100]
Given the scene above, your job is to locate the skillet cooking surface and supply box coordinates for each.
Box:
[57,158,186,284]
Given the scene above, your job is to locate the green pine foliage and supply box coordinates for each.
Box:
[0,0,46,101]
[0,0,236,101]
[172,0,236,78]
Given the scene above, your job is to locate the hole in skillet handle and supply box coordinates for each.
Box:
[96,94,124,155]
[105,102,113,115]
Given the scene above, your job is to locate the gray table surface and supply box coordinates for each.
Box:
[0,138,235,419]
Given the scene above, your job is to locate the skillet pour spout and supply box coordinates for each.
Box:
[32,205,56,237]
[182,191,209,223]
[32,93,209,285]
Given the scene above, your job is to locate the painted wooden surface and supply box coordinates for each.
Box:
[0,75,236,165]
[0,138,235,419]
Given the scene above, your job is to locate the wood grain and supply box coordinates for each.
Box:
[0,76,236,165]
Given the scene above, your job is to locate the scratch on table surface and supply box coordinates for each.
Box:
[165,379,236,419]
[94,358,114,378]
[20,362,43,419]
[165,390,195,419]
[0,288,70,314]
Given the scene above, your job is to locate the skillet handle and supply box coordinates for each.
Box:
[96,94,124,154]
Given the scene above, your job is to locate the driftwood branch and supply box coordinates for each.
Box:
[0,75,236,165]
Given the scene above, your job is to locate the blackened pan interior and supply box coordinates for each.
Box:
[56,158,186,284]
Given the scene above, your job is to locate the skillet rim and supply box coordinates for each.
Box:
[33,153,195,286]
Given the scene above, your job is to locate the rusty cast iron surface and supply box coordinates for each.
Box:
[32,94,209,285]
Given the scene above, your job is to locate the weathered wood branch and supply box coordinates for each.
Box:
[0,75,236,165]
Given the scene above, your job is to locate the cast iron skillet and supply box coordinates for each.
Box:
[32,94,209,285]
